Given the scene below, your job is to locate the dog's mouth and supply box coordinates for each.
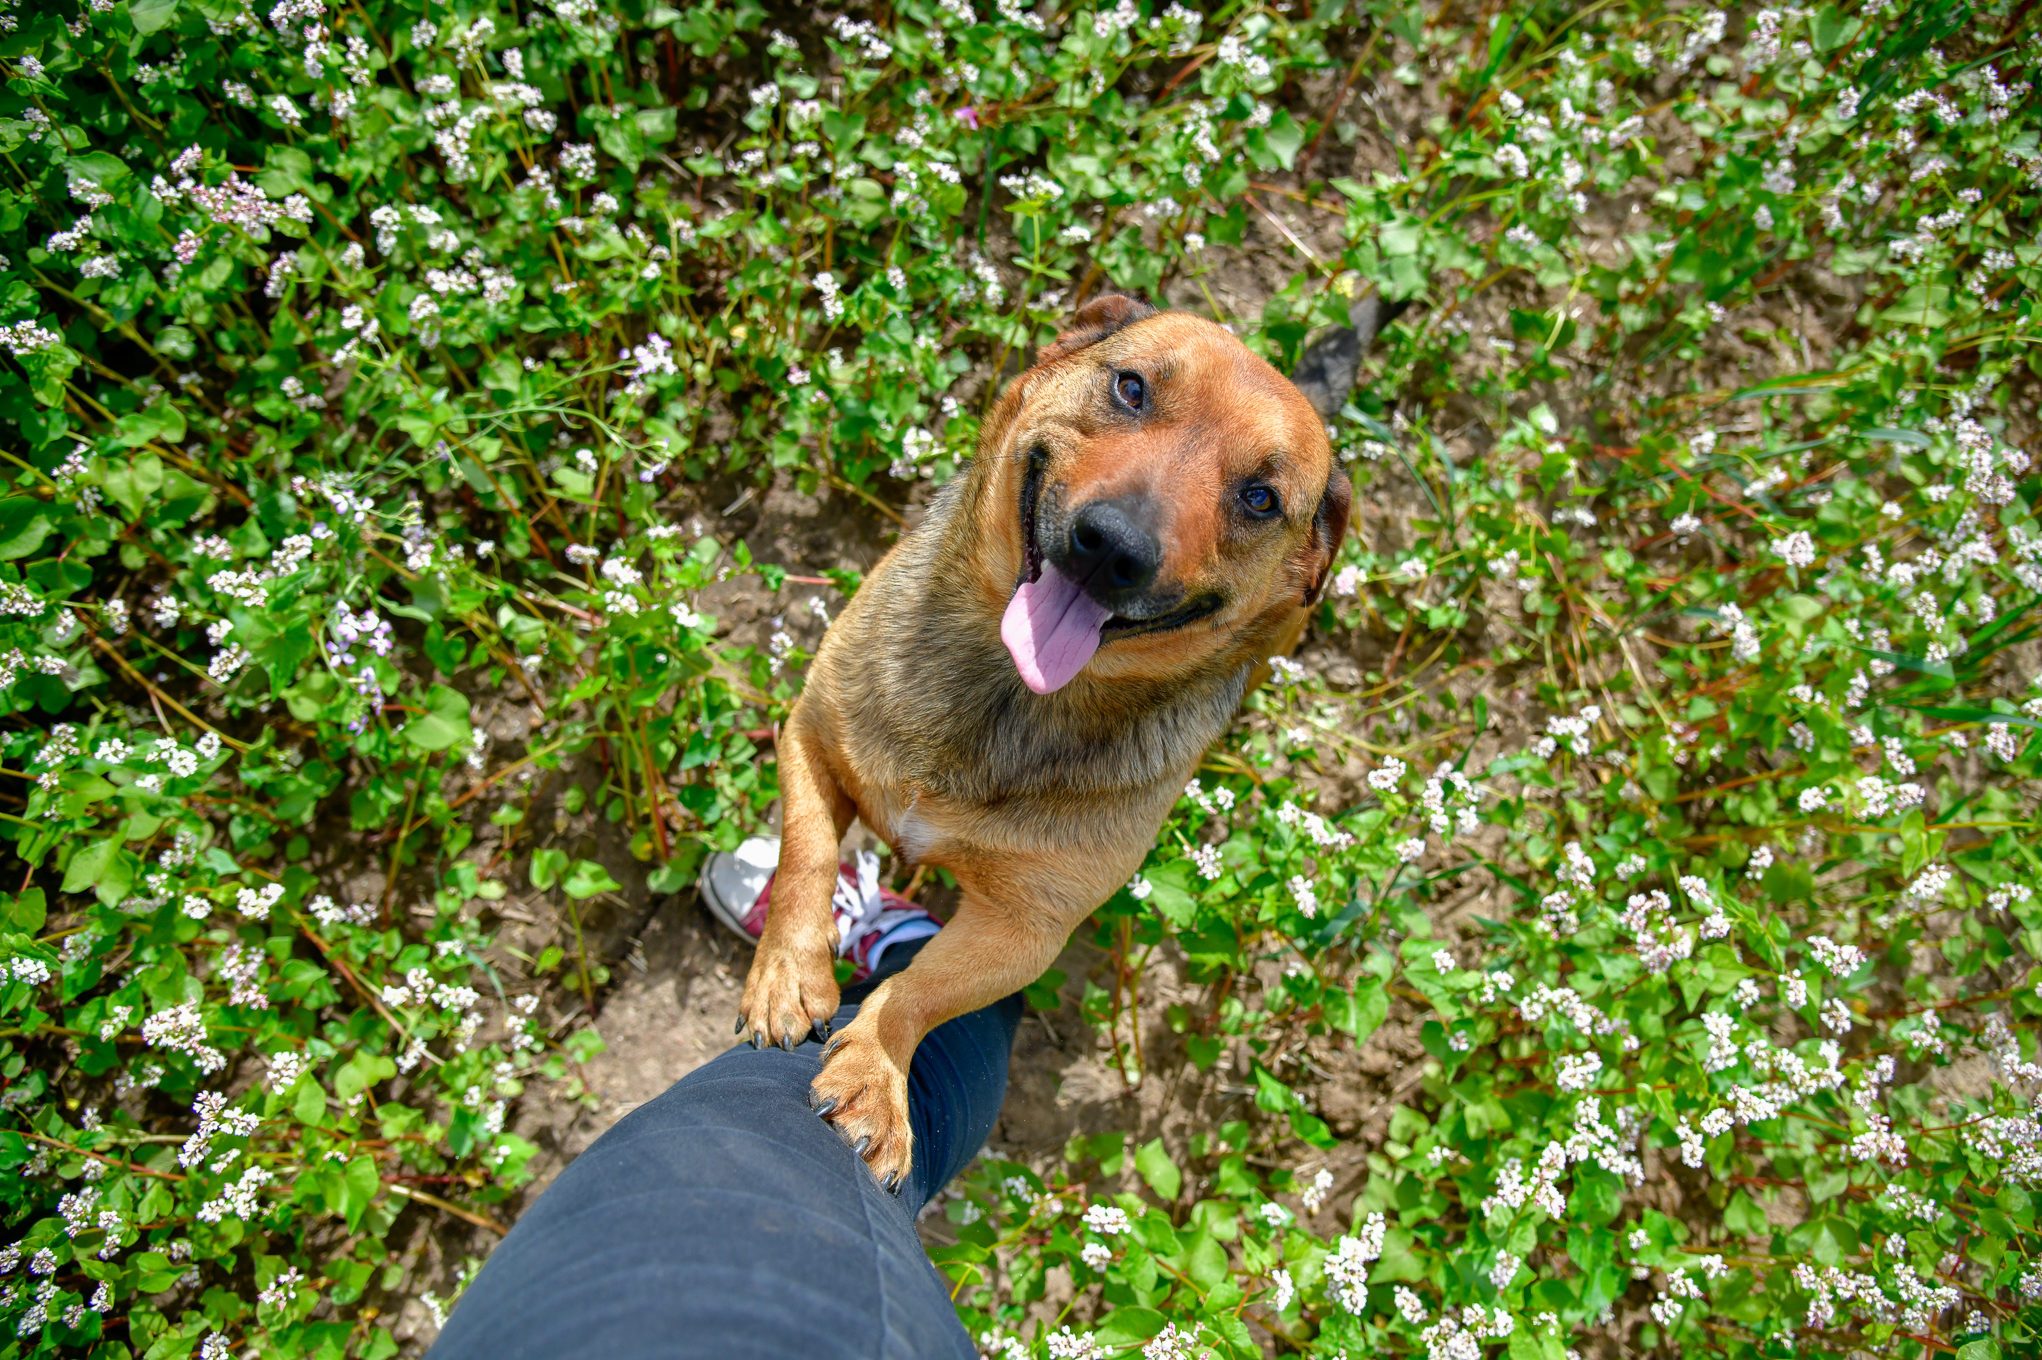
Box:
[1002,446,1224,695]
[1099,593,1223,640]
[1018,445,1047,588]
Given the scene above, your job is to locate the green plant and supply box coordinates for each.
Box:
[2,1,2038,1357]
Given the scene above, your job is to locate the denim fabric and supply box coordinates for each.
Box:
[430,938,1020,1360]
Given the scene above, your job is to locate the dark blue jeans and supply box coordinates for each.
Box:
[430,938,1019,1360]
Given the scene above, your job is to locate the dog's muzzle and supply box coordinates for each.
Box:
[1019,460,1222,641]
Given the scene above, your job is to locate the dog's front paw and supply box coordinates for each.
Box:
[810,1026,913,1190]
[737,943,841,1050]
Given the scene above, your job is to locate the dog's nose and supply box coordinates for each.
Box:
[1066,499,1161,597]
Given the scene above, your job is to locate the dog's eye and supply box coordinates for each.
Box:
[1239,482,1281,519]
[1112,370,1146,412]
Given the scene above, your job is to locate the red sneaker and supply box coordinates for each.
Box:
[697,839,937,981]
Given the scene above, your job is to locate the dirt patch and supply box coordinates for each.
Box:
[529,896,753,1167]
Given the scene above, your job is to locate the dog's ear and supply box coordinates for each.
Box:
[1291,328,1361,421]
[1290,293,1412,419]
[1038,293,1156,365]
[1299,465,1352,606]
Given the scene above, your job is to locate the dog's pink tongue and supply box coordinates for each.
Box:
[1002,564,1112,695]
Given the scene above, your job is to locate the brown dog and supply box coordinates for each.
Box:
[737,294,1366,1187]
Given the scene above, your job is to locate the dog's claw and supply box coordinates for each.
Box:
[779,1034,796,1052]
[810,1023,913,1184]
[813,1096,838,1117]
[733,1017,745,1036]
[750,1030,764,1050]
[813,1018,833,1041]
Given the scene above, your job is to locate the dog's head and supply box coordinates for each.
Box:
[975,294,1349,695]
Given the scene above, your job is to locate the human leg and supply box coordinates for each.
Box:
[429,934,1020,1360]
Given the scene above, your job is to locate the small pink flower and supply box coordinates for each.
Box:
[955,105,980,130]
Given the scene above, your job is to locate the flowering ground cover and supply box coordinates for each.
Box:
[2,0,2040,1357]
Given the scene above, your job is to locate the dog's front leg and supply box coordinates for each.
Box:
[811,886,1076,1188]
[738,707,854,1049]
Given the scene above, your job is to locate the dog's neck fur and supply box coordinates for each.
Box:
[841,472,1256,811]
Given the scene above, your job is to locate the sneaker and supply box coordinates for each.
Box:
[698,837,939,980]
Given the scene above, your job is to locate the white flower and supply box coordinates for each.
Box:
[1300,1167,1334,1213]
[1083,1203,1130,1235]
[1776,530,1817,568]
[1045,1326,1103,1360]
[1556,1051,1602,1091]
[1323,1213,1386,1314]
[1143,1324,1201,1360]
[1367,755,1407,791]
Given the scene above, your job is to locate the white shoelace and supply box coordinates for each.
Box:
[830,848,887,955]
